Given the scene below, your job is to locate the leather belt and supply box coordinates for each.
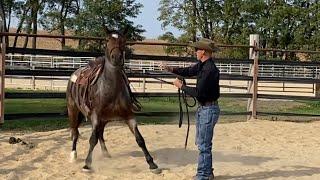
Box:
[200,101,218,106]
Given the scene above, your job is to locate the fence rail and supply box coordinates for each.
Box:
[1,33,320,122]
[5,54,320,79]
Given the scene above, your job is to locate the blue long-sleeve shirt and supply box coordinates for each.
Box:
[172,58,220,104]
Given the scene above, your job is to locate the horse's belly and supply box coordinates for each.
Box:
[101,102,133,120]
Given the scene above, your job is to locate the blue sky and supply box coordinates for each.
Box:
[9,0,181,39]
[133,0,182,39]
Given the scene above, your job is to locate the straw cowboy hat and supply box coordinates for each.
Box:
[190,38,219,52]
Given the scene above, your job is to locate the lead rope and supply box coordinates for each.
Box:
[121,70,142,111]
[154,76,196,149]
[177,77,196,149]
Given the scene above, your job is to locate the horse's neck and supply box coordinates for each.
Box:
[100,59,124,90]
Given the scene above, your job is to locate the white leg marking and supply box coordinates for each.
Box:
[70,151,77,163]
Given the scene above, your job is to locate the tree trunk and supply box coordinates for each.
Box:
[191,0,206,38]
[199,2,209,38]
[23,19,32,48]
[191,0,197,42]
[13,2,31,48]
[75,0,81,49]
[0,2,9,46]
[7,9,12,31]
[60,1,71,49]
[31,0,39,49]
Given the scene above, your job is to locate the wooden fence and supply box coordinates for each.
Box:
[0,31,319,123]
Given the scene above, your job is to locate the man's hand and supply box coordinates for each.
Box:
[159,62,173,72]
[173,78,183,89]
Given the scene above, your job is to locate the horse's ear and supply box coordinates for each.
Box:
[104,26,112,36]
[123,25,130,35]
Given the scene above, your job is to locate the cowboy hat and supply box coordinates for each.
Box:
[189,38,219,52]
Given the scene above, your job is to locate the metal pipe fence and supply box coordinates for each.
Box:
[5,54,320,79]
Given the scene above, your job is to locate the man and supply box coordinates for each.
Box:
[160,38,220,180]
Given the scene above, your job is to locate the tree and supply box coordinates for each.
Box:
[1,0,15,45]
[20,0,45,49]
[0,1,7,34]
[158,0,249,58]
[40,0,80,49]
[158,0,320,60]
[31,0,38,48]
[12,0,31,48]
[70,0,145,51]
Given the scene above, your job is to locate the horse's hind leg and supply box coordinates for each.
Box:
[126,118,159,172]
[97,121,111,158]
[68,103,82,162]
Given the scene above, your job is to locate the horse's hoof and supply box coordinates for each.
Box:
[69,151,77,163]
[149,163,158,170]
[102,152,112,158]
[150,168,162,174]
[82,165,92,172]
[104,154,112,158]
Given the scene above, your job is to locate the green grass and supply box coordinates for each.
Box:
[1,117,69,132]
[5,99,66,114]
[0,96,319,132]
[287,101,320,114]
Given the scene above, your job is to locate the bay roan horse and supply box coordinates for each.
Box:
[66,28,159,173]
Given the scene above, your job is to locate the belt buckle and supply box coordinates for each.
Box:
[200,101,218,106]
[205,101,218,106]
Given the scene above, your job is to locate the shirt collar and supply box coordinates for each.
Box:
[200,57,212,65]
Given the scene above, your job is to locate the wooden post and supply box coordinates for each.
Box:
[0,19,5,124]
[247,34,259,120]
[315,83,320,98]
[315,68,320,97]
[142,69,146,93]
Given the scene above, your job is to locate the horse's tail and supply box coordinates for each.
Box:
[121,70,142,111]
[132,95,142,111]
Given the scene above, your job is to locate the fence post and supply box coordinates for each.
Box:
[0,19,5,124]
[142,69,146,93]
[314,67,320,97]
[247,34,259,120]
[315,84,320,97]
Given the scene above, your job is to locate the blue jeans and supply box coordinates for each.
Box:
[195,104,220,180]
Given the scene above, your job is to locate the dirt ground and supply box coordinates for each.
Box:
[1,120,320,180]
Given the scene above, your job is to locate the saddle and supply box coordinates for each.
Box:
[69,57,105,116]
[75,57,105,86]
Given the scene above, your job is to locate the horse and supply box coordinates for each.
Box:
[66,27,159,173]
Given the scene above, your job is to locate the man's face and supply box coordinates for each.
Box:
[195,48,205,60]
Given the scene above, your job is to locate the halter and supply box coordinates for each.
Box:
[106,46,125,67]
[105,32,126,67]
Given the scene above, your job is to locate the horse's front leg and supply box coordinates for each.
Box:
[98,121,111,158]
[83,113,100,172]
[126,118,160,173]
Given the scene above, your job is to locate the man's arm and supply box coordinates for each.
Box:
[181,69,218,98]
[172,63,199,77]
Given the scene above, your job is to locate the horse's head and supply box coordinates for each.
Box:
[104,27,128,67]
